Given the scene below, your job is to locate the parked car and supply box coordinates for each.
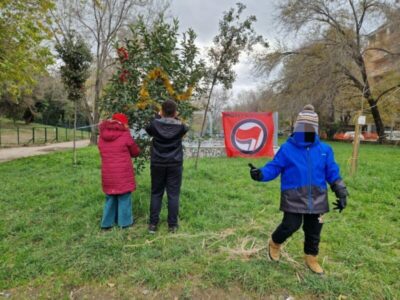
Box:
[333,132,346,140]
[385,130,400,141]
[334,131,372,141]
[362,132,378,141]
[343,131,365,141]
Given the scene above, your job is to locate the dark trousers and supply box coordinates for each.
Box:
[149,165,182,227]
[271,212,323,255]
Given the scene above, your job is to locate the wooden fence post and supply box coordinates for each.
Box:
[350,112,362,176]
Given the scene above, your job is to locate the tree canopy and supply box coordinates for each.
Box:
[102,14,205,171]
[258,0,400,141]
[56,32,92,103]
[0,0,54,98]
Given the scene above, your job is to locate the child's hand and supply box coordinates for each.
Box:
[248,163,263,181]
[332,198,347,213]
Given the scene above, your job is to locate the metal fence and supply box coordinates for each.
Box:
[0,126,91,147]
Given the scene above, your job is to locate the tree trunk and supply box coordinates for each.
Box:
[326,93,336,140]
[81,93,95,143]
[73,100,77,165]
[358,54,385,143]
[367,98,385,143]
[328,92,336,124]
[194,78,217,169]
[90,63,102,145]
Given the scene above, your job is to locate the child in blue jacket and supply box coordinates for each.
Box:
[249,104,348,274]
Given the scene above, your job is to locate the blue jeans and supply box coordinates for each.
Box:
[101,192,133,228]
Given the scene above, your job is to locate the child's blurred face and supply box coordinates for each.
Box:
[293,123,317,143]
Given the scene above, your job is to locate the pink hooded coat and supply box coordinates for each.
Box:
[98,120,140,195]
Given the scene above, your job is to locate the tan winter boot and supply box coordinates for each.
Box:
[305,255,324,275]
[268,239,281,261]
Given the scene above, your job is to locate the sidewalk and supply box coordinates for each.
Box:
[0,140,90,163]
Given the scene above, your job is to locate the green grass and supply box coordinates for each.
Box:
[0,142,399,299]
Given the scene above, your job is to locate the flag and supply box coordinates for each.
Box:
[222,112,274,157]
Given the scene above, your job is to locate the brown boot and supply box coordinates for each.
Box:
[268,239,281,261]
[305,255,324,275]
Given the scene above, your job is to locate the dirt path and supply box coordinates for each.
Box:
[0,140,90,163]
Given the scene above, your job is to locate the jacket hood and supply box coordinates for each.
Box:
[288,132,320,148]
[152,117,184,139]
[99,120,127,141]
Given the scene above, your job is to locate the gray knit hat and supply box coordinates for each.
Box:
[294,104,319,133]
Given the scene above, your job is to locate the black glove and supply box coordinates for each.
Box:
[330,179,349,213]
[332,197,347,213]
[248,163,263,181]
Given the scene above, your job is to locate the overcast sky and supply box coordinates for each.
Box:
[168,0,282,97]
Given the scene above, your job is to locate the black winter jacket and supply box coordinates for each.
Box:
[145,115,188,166]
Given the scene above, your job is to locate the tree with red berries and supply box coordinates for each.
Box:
[102,15,206,172]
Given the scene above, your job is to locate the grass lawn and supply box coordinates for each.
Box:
[0,141,399,299]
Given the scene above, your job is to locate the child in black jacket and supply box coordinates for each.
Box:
[145,100,188,233]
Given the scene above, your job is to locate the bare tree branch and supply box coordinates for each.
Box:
[73,6,99,41]
[362,47,400,56]
[349,0,359,30]
[376,84,400,102]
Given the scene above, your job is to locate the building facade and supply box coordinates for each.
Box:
[365,22,400,84]
[364,20,400,132]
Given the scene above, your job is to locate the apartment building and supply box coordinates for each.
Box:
[365,22,400,84]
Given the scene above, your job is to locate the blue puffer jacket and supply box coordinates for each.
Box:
[260,133,343,214]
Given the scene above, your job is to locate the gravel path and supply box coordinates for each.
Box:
[0,140,90,163]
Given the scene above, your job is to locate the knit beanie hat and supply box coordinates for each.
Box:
[294,104,318,133]
[112,113,129,125]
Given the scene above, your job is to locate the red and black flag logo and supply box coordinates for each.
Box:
[222,112,274,157]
